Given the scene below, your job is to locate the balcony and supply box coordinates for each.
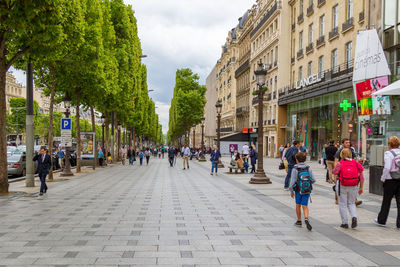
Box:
[297,12,304,24]
[291,23,295,31]
[250,2,279,38]
[274,61,277,67]
[307,4,314,16]
[297,48,304,59]
[317,0,325,7]
[359,11,365,23]
[342,17,354,33]
[291,57,295,64]
[272,119,276,125]
[328,27,339,41]
[316,35,325,48]
[306,42,314,54]
[236,106,249,115]
[268,120,271,125]
[219,127,233,133]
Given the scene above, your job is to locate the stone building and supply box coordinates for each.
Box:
[5,72,26,111]
[204,66,217,147]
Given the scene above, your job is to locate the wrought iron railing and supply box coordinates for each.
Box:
[342,17,354,32]
[306,42,314,53]
[329,27,339,40]
[316,35,325,47]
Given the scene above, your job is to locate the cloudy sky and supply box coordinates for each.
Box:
[11,0,256,134]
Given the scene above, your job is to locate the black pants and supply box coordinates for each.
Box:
[39,171,48,193]
[99,158,103,166]
[169,157,174,167]
[377,179,400,228]
[146,156,150,165]
[251,164,256,173]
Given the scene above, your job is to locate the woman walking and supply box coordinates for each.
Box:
[210,145,221,176]
[333,148,364,229]
[127,146,135,165]
[375,136,400,229]
[145,148,151,165]
[98,147,105,167]
[249,145,257,173]
[120,145,127,165]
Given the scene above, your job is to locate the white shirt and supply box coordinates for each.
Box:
[183,147,191,156]
[382,148,400,182]
[242,144,249,155]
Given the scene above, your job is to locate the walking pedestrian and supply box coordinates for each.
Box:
[242,143,250,163]
[282,143,290,173]
[168,146,175,167]
[182,144,190,170]
[33,147,51,196]
[333,148,364,229]
[279,145,284,159]
[210,145,221,176]
[161,147,166,159]
[98,147,104,166]
[127,146,135,165]
[284,141,300,190]
[230,145,235,157]
[145,148,151,165]
[375,136,400,229]
[56,147,65,170]
[120,145,127,165]
[139,150,144,166]
[249,145,257,173]
[289,152,315,231]
[325,140,338,183]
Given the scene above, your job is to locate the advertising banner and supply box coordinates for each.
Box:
[80,132,95,157]
[355,76,390,116]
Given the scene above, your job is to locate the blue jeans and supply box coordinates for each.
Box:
[140,158,143,165]
[129,156,134,165]
[284,166,293,189]
[211,160,218,173]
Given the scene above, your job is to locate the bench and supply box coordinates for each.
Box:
[228,161,245,174]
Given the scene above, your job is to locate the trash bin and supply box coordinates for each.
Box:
[369,165,384,196]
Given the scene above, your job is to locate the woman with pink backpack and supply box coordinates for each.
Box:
[333,148,364,229]
[375,136,400,229]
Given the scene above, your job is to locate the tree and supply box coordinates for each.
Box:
[0,0,64,193]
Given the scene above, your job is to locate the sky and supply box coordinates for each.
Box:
[10,0,256,134]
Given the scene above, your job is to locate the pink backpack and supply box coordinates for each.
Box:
[339,160,359,186]
[389,150,400,180]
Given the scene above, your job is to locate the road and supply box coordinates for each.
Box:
[0,157,399,266]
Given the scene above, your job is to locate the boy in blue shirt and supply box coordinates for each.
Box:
[289,152,316,231]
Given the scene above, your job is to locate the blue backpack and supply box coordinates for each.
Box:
[294,166,312,195]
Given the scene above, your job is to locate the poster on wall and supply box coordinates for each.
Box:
[80,132,95,157]
[355,76,389,116]
[229,144,238,153]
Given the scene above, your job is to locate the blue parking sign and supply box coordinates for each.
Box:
[61,118,72,130]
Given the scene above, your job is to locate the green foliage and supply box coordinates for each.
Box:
[9,98,39,133]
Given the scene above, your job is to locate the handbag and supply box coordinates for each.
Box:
[279,162,285,170]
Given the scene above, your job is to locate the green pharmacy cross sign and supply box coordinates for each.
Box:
[339,99,352,111]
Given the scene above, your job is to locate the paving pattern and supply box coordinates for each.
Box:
[0,157,399,266]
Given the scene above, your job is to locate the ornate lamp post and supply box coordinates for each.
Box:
[61,96,74,177]
[249,60,271,184]
[215,100,224,168]
[199,117,206,161]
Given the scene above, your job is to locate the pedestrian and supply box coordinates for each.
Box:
[242,143,249,163]
[279,145,284,159]
[145,148,151,165]
[299,141,307,154]
[374,136,400,229]
[127,146,135,165]
[210,145,221,176]
[98,147,104,166]
[168,146,175,167]
[33,147,51,196]
[289,152,315,231]
[284,141,300,190]
[139,150,144,166]
[333,148,364,229]
[182,144,190,170]
[325,140,338,184]
[158,147,161,158]
[334,138,361,206]
[282,143,290,173]
[249,145,257,173]
[120,145,127,165]
[56,147,65,170]
[236,152,244,172]
[230,145,235,157]
[161,147,166,159]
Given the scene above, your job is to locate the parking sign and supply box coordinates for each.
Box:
[61,118,72,130]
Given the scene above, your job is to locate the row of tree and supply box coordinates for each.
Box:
[0,0,160,193]
[167,68,206,145]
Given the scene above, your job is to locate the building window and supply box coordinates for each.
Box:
[332,5,338,29]
[299,31,303,49]
[308,23,314,43]
[300,0,304,14]
[275,46,278,61]
[347,0,353,19]
[308,61,313,76]
[319,15,325,37]
[345,42,352,68]
[318,55,324,74]
[331,49,338,73]
[299,66,303,80]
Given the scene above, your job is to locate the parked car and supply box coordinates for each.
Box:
[8,151,39,178]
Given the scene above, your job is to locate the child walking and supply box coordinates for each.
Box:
[289,152,316,231]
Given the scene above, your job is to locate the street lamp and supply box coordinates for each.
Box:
[199,117,206,161]
[101,114,105,150]
[192,124,196,149]
[215,100,224,168]
[249,60,271,184]
[61,95,73,177]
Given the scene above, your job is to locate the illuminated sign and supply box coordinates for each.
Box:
[339,99,352,111]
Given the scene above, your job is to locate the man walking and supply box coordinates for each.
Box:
[168,146,175,167]
[242,143,250,163]
[127,146,135,165]
[33,147,51,196]
[284,140,300,190]
[183,144,190,170]
[325,140,338,183]
[56,147,65,170]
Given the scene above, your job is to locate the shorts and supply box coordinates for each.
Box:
[295,191,310,206]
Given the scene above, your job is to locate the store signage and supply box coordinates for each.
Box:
[353,29,391,82]
[339,99,352,111]
[242,128,255,133]
[295,72,324,89]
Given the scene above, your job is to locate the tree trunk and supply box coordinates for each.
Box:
[75,88,81,173]
[47,66,56,180]
[104,110,110,164]
[132,127,136,150]
[90,106,97,169]
[113,111,118,161]
[0,61,9,193]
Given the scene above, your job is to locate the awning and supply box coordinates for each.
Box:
[371,80,400,96]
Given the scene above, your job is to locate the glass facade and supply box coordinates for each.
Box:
[286,88,358,160]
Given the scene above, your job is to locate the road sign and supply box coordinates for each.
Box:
[61,118,72,130]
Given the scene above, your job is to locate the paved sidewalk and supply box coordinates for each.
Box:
[0,157,399,266]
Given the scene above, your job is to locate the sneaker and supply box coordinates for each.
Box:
[355,200,362,206]
[340,224,349,229]
[305,219,312,231]
[183,168,185,170]
[351,217,357,229]
[210,173,213,176]
[284,187,289,191]
[374,218,386,227]
[39,192,43,196]
[294,221,302,227]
